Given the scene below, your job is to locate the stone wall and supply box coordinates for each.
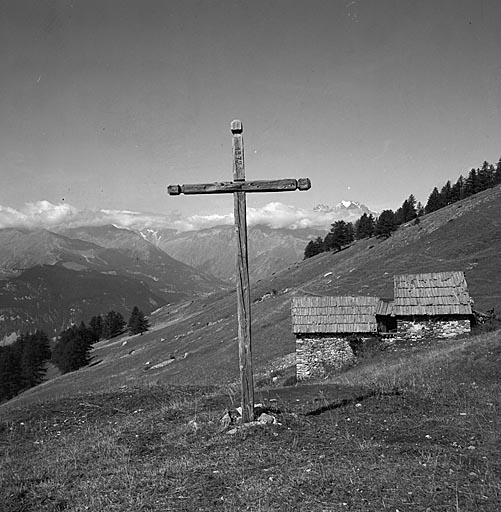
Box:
[295,334,358,380]
[395,317,471,341]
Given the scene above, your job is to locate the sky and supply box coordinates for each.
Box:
[0,0,500,231]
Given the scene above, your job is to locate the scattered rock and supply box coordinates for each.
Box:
[219,409,234,430]
[150,359,175,370]
[258,413,276,425]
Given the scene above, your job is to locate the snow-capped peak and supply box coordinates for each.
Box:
[335,200,361,209]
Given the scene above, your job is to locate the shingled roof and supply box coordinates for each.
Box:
[392,271,472,316]
[291,296,379,334]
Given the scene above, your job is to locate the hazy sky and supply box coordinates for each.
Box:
[1,0,500,229]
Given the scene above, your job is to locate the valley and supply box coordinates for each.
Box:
[0,226,228,340]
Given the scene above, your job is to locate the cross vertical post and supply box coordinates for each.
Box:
[167,120,311,425]
[230,119,254,423]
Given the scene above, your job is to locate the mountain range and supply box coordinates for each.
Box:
[313,200,376,218]
[0,226,227,340]
[139,200,372,282]
[0,200,371,340]
[141,225,324,283]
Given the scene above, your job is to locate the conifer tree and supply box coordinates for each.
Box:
[395,195,418,224]
[19,331,51,388]
[102,311,126,339]
[464,168,478,197]
[127,306,150,335]
[450,175,465,202]
[52,323,94,374]
[375,210,397,238]
[425,187,443,214]
[355,213,375,239]
[324,220,354,251]
[345,222,355,244]
[440,181,453,207]
[477,161,495,192]
[0,346,23,401]
[89,315,103,343]
[304,237,325,259]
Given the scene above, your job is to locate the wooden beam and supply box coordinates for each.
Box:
[231,119,254,424]
[167,178,311,196]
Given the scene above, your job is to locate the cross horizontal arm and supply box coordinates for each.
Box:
[168,178,311,196]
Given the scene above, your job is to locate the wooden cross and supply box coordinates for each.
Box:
[168,120,311,423]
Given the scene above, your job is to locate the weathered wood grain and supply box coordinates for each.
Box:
[167,179,305,195]
[231,119,254,423]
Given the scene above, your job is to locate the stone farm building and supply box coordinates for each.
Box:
[389,271,473,340]
[292,271,473,380]
[291,296,380,380]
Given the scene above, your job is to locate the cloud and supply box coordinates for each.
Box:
[0,201,177,231]
[0,200,370,233]
[167,202,354,231]
[0,201,78,229]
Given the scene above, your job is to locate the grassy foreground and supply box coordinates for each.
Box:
[1,331,500,511]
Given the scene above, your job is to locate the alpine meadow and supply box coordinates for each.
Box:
[1,1,501,511]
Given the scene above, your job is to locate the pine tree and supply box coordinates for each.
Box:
[450,175,465,202]
[355,213,376,239]
[102,311,126,339]
[127,306,150,335]
[304,237,325,259]
[477,161,494,192]
[375,210,396,238]
[425,187,443,214]
[20,330,51,388]
[395,195,418,224]
[89,315,103,343]
[324,220,354,251]
[355,213,376,240]
[52,323,94,374]
[440,181,453,206]
[0,346,23,401]
[464,168,478,197]
[345,222,355,244]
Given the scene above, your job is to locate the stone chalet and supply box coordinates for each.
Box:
[291,271,473,380]
[386,271,473,341]
[291,296,380,380]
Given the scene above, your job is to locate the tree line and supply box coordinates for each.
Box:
[304,157,501,259]
[424,159,501,214]
[0,306,150,402]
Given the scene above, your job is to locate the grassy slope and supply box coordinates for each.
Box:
[1,331,500,511]
[0,187,501,402]
[1,187,500,510]
[5,185,500,402]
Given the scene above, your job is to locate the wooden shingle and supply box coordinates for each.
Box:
[392,271,472,316]
[291,296,379,334]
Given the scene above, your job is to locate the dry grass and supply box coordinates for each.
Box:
[1,331,500,511]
